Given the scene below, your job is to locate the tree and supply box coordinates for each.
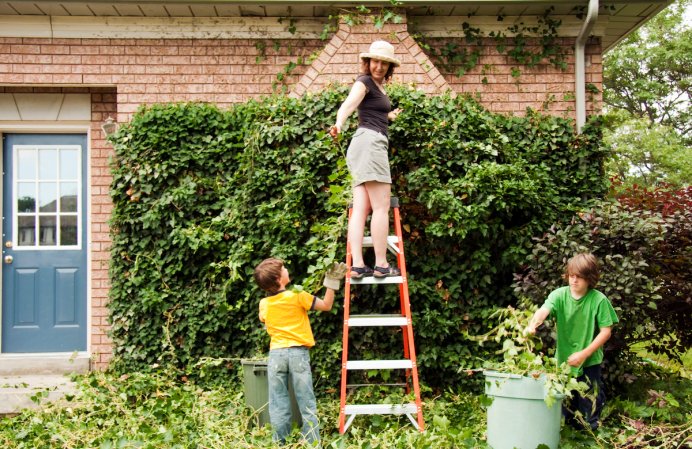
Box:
[604,111,691,187]
[604,0,691,140]
[602,0,691,188]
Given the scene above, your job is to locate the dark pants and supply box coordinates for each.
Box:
[563,364,606,431]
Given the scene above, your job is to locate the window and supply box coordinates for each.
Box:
[14,145,81,248]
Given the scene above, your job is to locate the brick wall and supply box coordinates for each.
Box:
[0,21,602,370]
[429,36,603,117]
[0,37,325,123]
[291,21,449,97]
[291,16,602,118]
[0,30,602,122]
[90,88,117,368]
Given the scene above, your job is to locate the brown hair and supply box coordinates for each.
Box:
[254,258,283,294]
[563,253,600,288]
[360,58,395,81]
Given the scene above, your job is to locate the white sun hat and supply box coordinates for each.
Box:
[359,40,401,67]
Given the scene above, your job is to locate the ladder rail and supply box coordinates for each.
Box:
[396,206,412,395]
[338,207,353,433]
[392,203,425,431]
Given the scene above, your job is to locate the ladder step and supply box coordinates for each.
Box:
[350,276,403,285]
[348,314,408,327]
[344,403,418,415]
[346,360,413,370]
[362,235,401,254]
[346,383,408,388]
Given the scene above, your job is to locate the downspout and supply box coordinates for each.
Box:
[575,0,599,133]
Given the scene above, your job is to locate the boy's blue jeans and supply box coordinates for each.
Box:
[268,346,320,446]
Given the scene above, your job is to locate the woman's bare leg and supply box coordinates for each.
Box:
[365,181,391,268]
[348,184,371,268]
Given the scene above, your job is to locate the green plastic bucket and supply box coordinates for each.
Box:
[484,370,563,449]
[241,359,302,427]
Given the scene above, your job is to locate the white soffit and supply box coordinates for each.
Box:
[0,94,21,120]
[15,94,64,120]
[58,95,93,121]
[0,94,91,121]
[0,1,673,49]
[0,14,604,39]
[411,15,609,38]
[0,15,52,38]
[0,15,326,39]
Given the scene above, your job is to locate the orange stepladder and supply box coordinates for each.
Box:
[338,196,425,433]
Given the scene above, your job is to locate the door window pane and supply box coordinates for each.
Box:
[60,183,78,212]
[17,148,36,180]
[60,216,78,246]
[39,215,57,246]
[60,149,79,180]
[17,183,36,213]
[39,149,58,179]
[39,182,58,212]
[18,216,36,246]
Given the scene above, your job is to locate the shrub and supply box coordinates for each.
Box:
[108,85,608,390]
[513,185,691,382]
[613,183,692,358]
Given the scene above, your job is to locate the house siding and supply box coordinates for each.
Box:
[0,37,325,123]
[433,36,603,116]
[90,88,118,368]
[0,18,602,369]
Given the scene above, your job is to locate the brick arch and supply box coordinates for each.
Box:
[290,15,451,98]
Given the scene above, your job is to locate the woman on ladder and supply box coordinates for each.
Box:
[329,40,403,279]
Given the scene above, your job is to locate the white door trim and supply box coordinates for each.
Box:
[0,123,92,357]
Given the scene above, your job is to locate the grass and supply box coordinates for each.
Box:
[0,361,690,449]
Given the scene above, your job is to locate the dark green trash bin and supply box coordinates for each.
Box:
[241,359,302,427]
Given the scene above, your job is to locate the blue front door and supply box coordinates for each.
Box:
[2,133,87,353]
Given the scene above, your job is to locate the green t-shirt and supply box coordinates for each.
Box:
[542,286,619,376]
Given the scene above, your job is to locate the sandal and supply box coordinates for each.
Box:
[350,265,374,279]
[373,265,401,278]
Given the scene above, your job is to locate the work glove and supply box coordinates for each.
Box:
[322,262,348,290]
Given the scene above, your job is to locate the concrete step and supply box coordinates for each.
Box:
[0,353,90,376]
[0,374,78,415]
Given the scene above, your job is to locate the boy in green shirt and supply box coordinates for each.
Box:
[526,253,618,431]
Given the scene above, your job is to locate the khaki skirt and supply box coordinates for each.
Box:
[346,127,391,186]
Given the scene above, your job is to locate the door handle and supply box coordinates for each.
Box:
[4,255,13,264]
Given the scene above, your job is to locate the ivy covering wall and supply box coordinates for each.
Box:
[108,85,608,390]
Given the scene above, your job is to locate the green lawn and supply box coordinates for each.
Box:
[1,360,690,449]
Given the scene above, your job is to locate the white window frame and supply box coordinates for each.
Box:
[12,144,83,251]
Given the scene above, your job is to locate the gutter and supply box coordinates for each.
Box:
[575,0,599,133]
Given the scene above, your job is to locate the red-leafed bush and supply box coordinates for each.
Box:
[514,183,691,383]
[611,179,692,217]
[614,182,692,357]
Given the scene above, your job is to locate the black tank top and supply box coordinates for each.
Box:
[356,75,392,137]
